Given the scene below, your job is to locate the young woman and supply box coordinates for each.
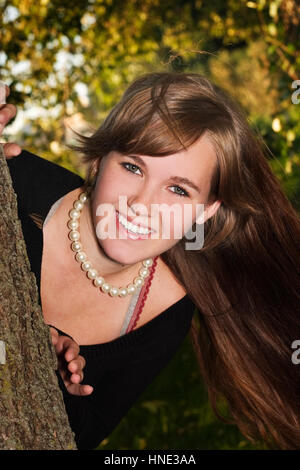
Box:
[1,72,300,450]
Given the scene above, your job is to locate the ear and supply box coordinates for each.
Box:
[195,199,221,224]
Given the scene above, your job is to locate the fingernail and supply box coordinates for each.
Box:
[0,81,7,105]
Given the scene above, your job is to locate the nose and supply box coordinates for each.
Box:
[129,202,148,217]
[127,185,155,218]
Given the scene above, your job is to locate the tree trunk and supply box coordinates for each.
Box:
[0,145,76,450]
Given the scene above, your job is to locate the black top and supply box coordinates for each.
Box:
[6,150,196,450]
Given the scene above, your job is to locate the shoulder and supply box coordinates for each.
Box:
[7,148,84,190]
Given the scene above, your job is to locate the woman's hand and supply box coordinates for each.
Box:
[0,82,22,158]
[50,327,94,397]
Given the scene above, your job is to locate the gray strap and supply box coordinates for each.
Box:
[43,195,66,227]
[119,283,143,336]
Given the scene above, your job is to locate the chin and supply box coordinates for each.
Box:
[98,239,146,266]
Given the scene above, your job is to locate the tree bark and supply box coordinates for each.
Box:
[0,146,76,450]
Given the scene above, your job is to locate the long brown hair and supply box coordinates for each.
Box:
[68,72,300,449]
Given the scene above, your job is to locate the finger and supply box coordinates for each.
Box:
[0,104,17,123]
[0,104,17,132]
[55,336,79,362]
[2,142,22,158]
[0,82,10,106]
[67,356,85,374]
[69,372,83,384]
[81,355,86,369]
[61,373,80,386]
[50,326,59,338]
[59,367,83,385]
[64,339,80,363]
[49,327,59,347]
[54,335,73,356]
[66,384,94,396]
[2,83,10,99]
[68,363,82,380]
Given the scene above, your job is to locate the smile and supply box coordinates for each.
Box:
[116,211,154,235]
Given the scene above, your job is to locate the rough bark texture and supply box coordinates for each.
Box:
[0,146,77,449]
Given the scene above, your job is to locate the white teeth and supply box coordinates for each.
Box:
[117,212,152,235]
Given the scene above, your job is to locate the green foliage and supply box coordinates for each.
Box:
[0,0,299,207]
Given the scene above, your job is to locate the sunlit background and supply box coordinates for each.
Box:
[1,0,299,450]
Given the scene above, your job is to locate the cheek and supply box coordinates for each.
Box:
[159,202,199,240]
[93,166,128,205]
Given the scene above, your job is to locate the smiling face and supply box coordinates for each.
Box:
[90,133,221,265]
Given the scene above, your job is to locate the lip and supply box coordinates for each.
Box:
[116,210,155,233]
[115,211,153,240]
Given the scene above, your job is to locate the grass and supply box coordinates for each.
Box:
[96,332,267,450]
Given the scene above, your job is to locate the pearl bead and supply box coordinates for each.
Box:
[79,193,87,203]
[127,283,136,294]
[71,241,82,252]
[109,286,119,297]
[134,276,144,287]
[143,259,153,267]
[81,261,92,271]
[87,268,98,280]
[68,192,155,298]
[139,267,149,278]
[75,251,87,262]
[68,219,79,230]
[74,200,84,211]
[69,230,80,241]
[69,209,80,219]
[93,276,105,287]
[118,287,128,297]
[101,283,110,293]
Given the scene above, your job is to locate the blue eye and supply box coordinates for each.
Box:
[170,186,189,197]
[121,162,142,175]
[120,162,190,198]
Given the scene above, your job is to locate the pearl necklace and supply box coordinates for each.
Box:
[68,192,154,298]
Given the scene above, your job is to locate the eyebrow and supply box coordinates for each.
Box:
[126,154,202,194]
